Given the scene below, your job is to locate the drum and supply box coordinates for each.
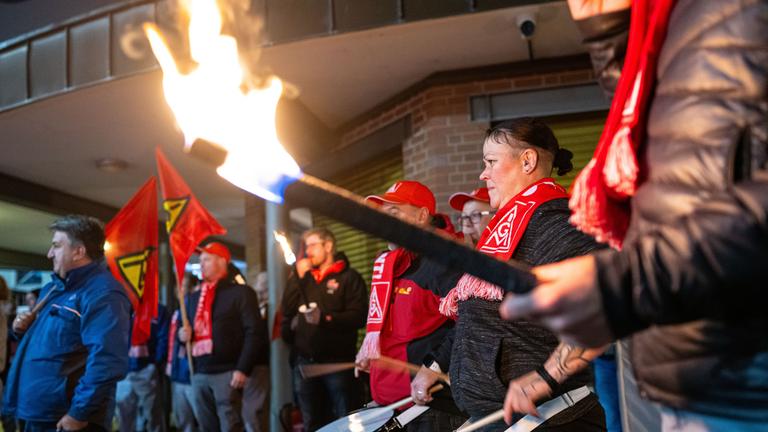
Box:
[317,406,395,432]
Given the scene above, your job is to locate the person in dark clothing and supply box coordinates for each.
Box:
[178,242,268,432]
[116,303,171,432]
[412,119,607,431]
[357,181,468,432]
[500,1,768,430]
[280,227,367,431]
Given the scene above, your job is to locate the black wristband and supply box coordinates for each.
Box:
[535,366,560,392]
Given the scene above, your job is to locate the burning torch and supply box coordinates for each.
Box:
[143,0,534,294]
[273,230,317,317]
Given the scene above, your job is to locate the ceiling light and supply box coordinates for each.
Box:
[95,158,129,172]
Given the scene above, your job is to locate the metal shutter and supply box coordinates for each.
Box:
[544,112,606,190]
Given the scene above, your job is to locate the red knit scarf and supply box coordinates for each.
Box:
[192,280,216,357]
[569,0,677,249]
[356,248,414,362]
[440,178,568,318]
[166,310,179,375]
[310,259,346,283]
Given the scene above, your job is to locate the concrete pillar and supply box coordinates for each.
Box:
[265,201,292,432]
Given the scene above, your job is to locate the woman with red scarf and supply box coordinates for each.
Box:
[412,118,607,431]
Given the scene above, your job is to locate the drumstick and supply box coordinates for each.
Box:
[299,356,450,382]
[299,362,356,379]
[382,383,445,412]
[454,409,504,432]
[373,356,451,383]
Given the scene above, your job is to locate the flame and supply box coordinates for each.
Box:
[144,0,301,203]
[273,231,296,265]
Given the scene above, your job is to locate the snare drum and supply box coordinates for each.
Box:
[317,406,395,432]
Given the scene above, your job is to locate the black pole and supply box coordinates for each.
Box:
[189,139,536,294]
[285,175,535,294]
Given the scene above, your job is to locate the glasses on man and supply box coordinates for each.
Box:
[456,210,495,225]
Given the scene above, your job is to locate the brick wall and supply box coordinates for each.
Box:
[339,69,595,214]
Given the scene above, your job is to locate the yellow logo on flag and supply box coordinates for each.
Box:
[163,197,190,233]
[117,248,154,299]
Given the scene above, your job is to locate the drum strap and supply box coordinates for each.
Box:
[395,405,430,427]
[504,386,592,432]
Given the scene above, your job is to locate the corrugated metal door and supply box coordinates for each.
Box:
[545,112,606,190]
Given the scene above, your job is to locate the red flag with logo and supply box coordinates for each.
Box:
[105,177,159,349]
[155,148,227,287]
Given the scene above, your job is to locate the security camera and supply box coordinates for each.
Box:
[516,13,537,39]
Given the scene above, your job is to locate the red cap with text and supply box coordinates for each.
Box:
[199,241,231,263]
[366,181,436,215]
[448,187,490,211]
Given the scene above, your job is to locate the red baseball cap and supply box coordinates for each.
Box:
[448,187,490,211]
[199,242,231,262]
[366,181,436,215]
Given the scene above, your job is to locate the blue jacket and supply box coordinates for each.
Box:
[2,261,132,429]
[128,304,170,372]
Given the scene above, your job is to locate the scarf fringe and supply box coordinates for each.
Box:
[356,331,380,364]
[439,274,503,319]
[569,161,626,250]
[604,126,639,198]
[192,339,213,357]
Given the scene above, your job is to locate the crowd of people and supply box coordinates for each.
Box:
[0,219,271,432]
[0,0,766,431]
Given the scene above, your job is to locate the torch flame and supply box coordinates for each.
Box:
[144,0,301,203]
[273,231,296,265]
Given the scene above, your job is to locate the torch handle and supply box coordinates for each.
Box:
[285,175,536,294]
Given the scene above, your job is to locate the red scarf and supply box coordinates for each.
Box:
[356,248,414,362]
[310,259,346,283]
[165,310,179,376]
[440,178,568,318]
[192,280,217,357]
[569,0,676,249]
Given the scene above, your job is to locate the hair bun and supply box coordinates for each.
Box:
[554,148,574,176]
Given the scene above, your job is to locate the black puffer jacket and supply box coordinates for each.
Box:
[582,0,768,421]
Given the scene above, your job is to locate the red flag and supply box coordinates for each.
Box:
[105,177,159,348]
[156,148,227,287]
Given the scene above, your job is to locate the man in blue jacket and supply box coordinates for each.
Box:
[3,215,132,432]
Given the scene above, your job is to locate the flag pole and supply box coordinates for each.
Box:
[170,254,195,376]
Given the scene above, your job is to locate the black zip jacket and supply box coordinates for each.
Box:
[281,253,367,363]
[185,277,268,374]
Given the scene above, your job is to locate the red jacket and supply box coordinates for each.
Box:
[369,256,460,405]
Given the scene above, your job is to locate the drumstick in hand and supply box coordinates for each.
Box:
[373,356,451,383]
[300,362,357,379]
